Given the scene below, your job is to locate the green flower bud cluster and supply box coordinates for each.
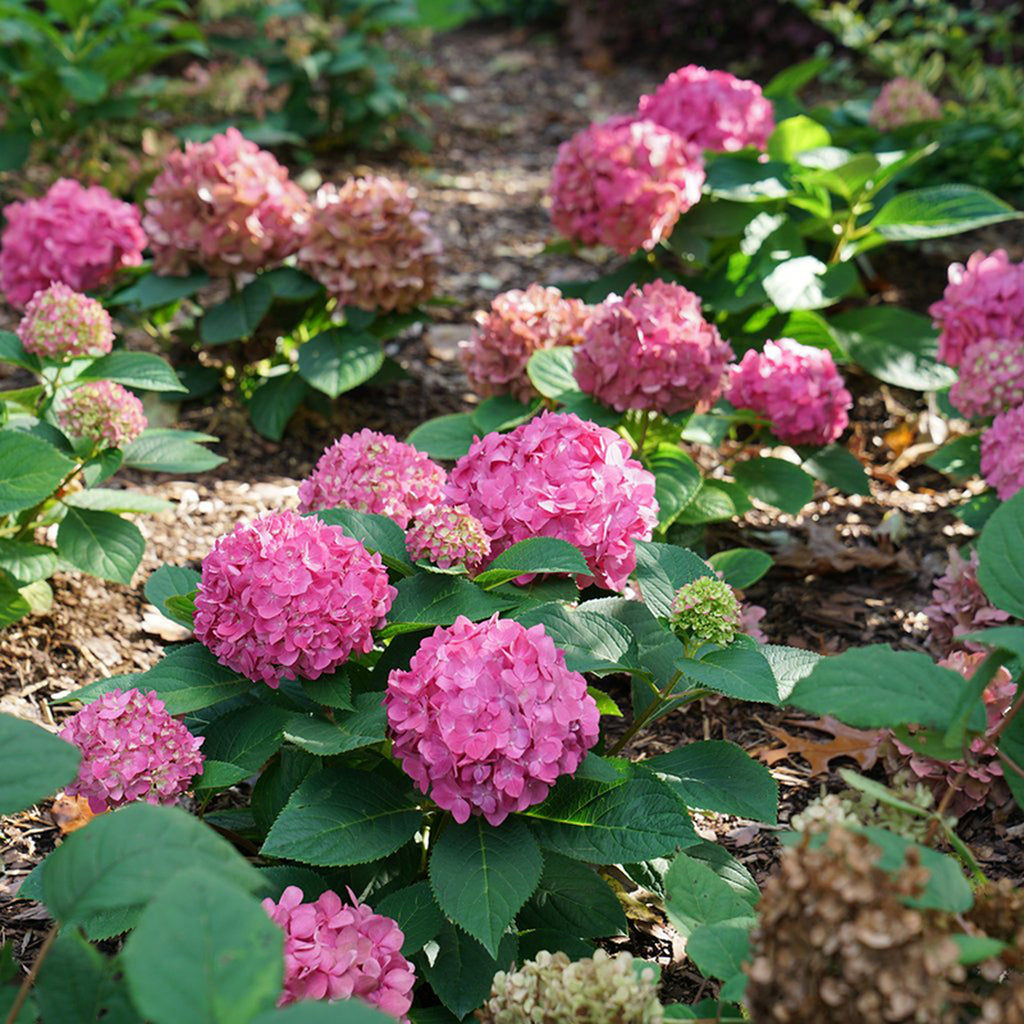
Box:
[669,576,742,647]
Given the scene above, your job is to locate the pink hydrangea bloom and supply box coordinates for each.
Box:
[637,65,774,152]
[929,249,1024,368]
[385,615,599,825]
[297,176,441,312]
[143,127,311,276]
[263,886,415,1017]
[406,504,491,572]
[923,548,1010,657]
[869,78,943,132]
[57,381,147,449]
[0,178,146,309]
[193,510,395,687]
[59,688,204,813]
[740,601,768,644]
[460,284,592,404]
[981,404,1024,501]
[549,115,705,256]
[445,411,659,592]
[727,338,852,446]
[298,429,446,529]
[17,283,114,361]
[949,336,1024,419]
[574,280,733,414]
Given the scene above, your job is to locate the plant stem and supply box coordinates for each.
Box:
[607,671,686,756]
[5,922,58,1024]
[635,410,653,456]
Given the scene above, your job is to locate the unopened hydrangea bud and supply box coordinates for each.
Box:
[17,283,114,361]
[57,381,147,449]
[670,576,742,646]
[869,78,942,131]
[981,404,1024,501]
[406,504,491,572]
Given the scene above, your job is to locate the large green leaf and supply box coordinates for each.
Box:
[473,537,590,589]
[526,346,580,401]
[708,548,772,589]
[0,539,57,586]
[34,931,137,1024]
[517,852,626,938]
[383,574,516,636]
[375,881,445,956]
[0,331,42,372]
[109,270,210,311]
[732,457,814,515]
[122,429,225,473]
[686,918,753,988]
[0,432,74,515]
[761,644,821,701]
[200,278,273,345]
[663,852,754,938]
[283,693,386,756]
[998,704,1024,811]
[677,648,780,704]
[761,256,858,312]
[200,704,291,775]
[977,490,1024,617]
[800,444,871,496]
[75,352,186,393]
[513,602,640,676]
[297,329,384,398]
[406,413,479,460]
[246,372,308,442]
[632,540,713,617]
[63,489,173,515]
[869,184,1023,240]
[314,508,413,574]
[676,479,752,525]
[649,444,702,529]
[57,508,145,584]
[704,157,791,201]
[419,922,517,1019]
[144,564,201,627]
[0,714,81,814]
[766,115,830,163]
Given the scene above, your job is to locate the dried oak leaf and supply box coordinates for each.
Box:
[751,716,884,777]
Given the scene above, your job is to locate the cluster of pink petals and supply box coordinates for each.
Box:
[981,404,1024,501]
[298,429,446,529]
[143,127,311,277]
[949,336,1024,418]
[385,615,599,825]
[637,64,775,152]
[549,115,705,256]
[59,688,204,813]
[869,78,943,132]
[929,250,1024,368]
[297,176,441,312]
[445,411,659,592]
[727,338,852,446]
[740,601,768,643]
[193,510,395,687]
[923,548,1010,657]
[461,284,592,403]
[57,381,147,449]
[17,283,114,361]
[406,504,492,572]
[0,178,146,309]
[574,280,733,414]
[263,886,415,1018]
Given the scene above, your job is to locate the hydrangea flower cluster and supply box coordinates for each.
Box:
[144,128,310,277]
[460,284,592,403]
[869,78,943,132]
[57,381,147,449]
[0,178,146,308]
[298,176,441,312]
[59,689,205,813]
[670,576,743,647]
[193,510,395,687]
[981,404,1024,501]
[405,504,491,572]
[16,283,114,361]
[548,115,705,256]
[262,886,415,1017]
[727,338,852,445]
[298,429,447,528]
[573,280,733,414]
[385,615,599,826]
[923,548,1011,657]
[637,64,775,152]
[948,336,1024,418]
[445,411,659,592]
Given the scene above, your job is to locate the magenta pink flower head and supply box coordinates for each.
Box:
[923,548,1010,658]
[193,510,395,687]
[263,886,415,1017]
[949,336,1024,418]
[17,283,114,361]
[727,338,852,446]
[297,175,441,312]
[637,65,775,152]
[869,78,942,132]
[59,688,204,813]
[461,284,592,404]
[0,178,146,309]
[57,381,147,449]
[574,280,733,414]
[143,127,311,277]
[549,115,705,256]
[981,404,1024,501]
[298,429,446,529]
[445,412,658,592]
[385,615,599,825]
[406,504,491,572]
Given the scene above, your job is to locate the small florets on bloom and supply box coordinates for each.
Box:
[460,285,592,404]
[981,404,1024,501]
[574,280,733,414]
[549,115,705,256]
[59,688,204,813]
[297,175,441,312]
[0,178,146,309]
[262,886,415,1017]
[636,64,774,152]
[949,337,1024,418]
[143,127,311,277]
[386,615,599,825]
[923,548,1010,657]
[670,576,743,647]
[193,510,395,687]
[445,411,659,592]
[869,78,943,132]
[727,338,852,446]
[298,429,446,528]
[57,381,147,449]
[406,504,492,572]
[16,283,114,361]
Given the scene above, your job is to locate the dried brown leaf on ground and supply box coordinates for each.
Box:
[773,522,915,574]
[751,715,884,776]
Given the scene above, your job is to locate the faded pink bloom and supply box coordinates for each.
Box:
[637,64,775,152]
[59,688,204,813]
[193,510,395,687]
[460,284,592,404]
[17,283,113,361]
[263,886,415,1018]
[549,115,705,256]
[923,548,1010,657]
[298,429,446,529]
[445,411,659,592]
[406,504,491,572]
[727,338,852,446]
[298,176,441,312]
[740,601,768,644]
[57,381,147,449]
[869,78,942,132]
[981,404,1024,501]
[574,280,733,414]
[144,127,310,276]
[0,178,146,309]
[385,615,599,826]
[949,337,1024,418]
